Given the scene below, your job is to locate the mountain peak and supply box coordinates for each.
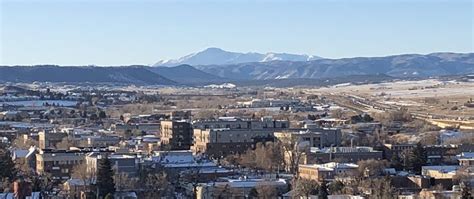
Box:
[153,48,321,67]
[202,47,225,52]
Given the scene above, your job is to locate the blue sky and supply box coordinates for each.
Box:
[1,0,472,65]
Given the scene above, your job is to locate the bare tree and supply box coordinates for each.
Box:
[0,178,11,193]
[142,172,174,199]
[71,162,96,195]
[356,159,389,178]
[255,142,283,172]
[12,137,38,149]
[331,109,345,119]
[114,172,138,191]
[256,182,279,199]
[453,166,472,185]
[293,178,319,198]
[277,134,309,175]
[238,142,284,172]
[194,110,220,120]
[357,177,397,199]
[376,108,412,125]
[56,137,74,150]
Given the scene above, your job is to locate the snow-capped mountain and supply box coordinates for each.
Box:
[153,47,321,66]
[195,52,474,80]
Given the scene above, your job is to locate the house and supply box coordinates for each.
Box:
[86,153,140,176]
[418,189,461,199]
[150,150,216,170]
[274,128,342,149]
[12,146,37,172]
[457,152,474,166]
[85,135,120,147]
[195,177,288,199]
[170,110,191,120]
[382,144,416,160]
[114,122,161,135]
[0,111,28,121]
[424,145,459,165]
[298,162,359,182]
[307,147,383,164]
[314,118,349,127]
[63,178,95,198]
[35,149,86,180]
[421,165,459,179]
[390,175,431,193]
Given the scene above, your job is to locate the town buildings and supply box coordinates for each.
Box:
[192,116,290,157]
[274,128,342,149]
[38,131,67,149]
[306,146,383,163]
[195,178,288,199]
[192,128,275,157]
[86,153,140,176]
[35,149,85,180]
[160,120,193,150]
[298,162,359,182]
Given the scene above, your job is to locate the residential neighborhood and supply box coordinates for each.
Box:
[1,0,472,198]
[0,82,473,199]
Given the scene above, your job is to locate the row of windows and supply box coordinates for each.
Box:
[49,160,83,166]
[217,133,249,138]
[207,144,244,149]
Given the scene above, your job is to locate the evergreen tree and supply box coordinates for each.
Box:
[390,154,403,171]
[248,187,258,199]
[318,181,329,199]
[0,143,16,181]
[461,182,472,199]
[99,111,107,119]
[328,181,344,195]
[408,142,427,174]
[90,113,98,121]
[96,156,115,198]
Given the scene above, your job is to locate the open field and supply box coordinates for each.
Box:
[307,79,474,128]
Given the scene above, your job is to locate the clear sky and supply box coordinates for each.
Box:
[1,0,472,66]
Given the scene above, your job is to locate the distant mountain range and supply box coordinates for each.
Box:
[0,65,175,85]
[153,47,321,66]
[148,64,227,84]
[1,52,473,87]
[195,52,474,80]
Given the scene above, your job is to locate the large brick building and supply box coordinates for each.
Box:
[306,146,383,163]
[274,128,342,149]
[192,117,290,157]
[36,149,85,180]
[160,120,193,150]
[192,128,276,157]
[298,162,359,182]
[193,116,289,130]
[38,131,67,149]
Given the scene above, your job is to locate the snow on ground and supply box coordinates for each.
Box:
[0,100,78,107]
